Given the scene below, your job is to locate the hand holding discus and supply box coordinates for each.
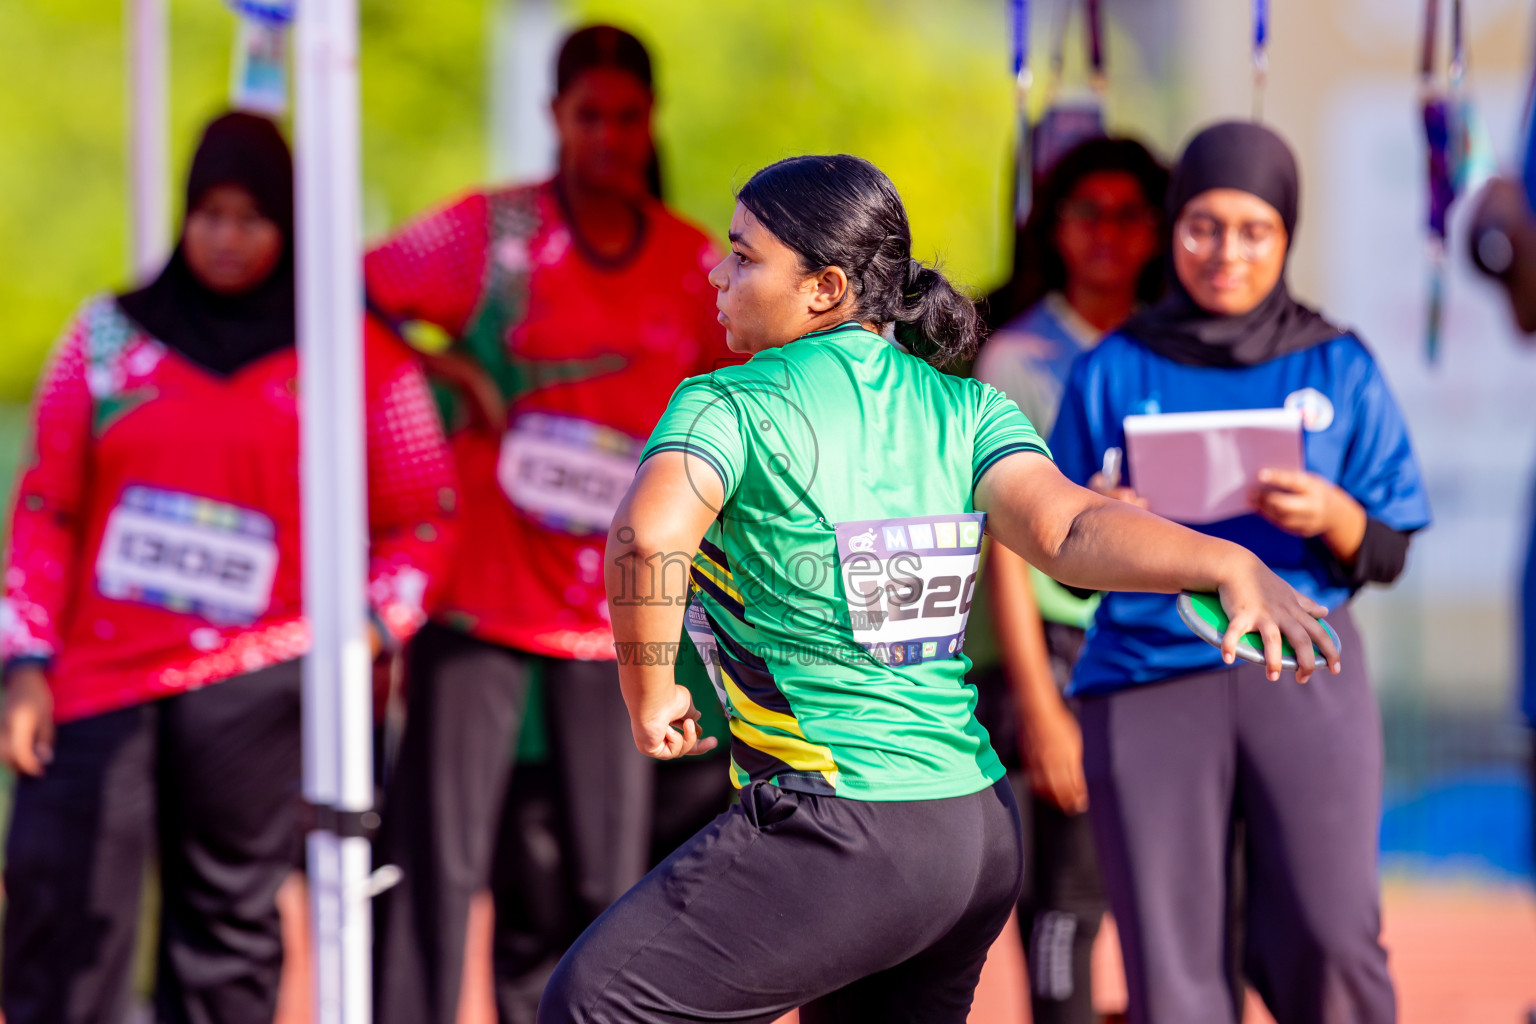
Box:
[1179,574,1342,683]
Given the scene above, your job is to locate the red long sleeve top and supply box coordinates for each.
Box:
[365,182,733,659]
[2,299,457,723]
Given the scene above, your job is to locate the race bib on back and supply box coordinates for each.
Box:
[835,513,985,667]
[498,412,642,535]
[96,486,279,625]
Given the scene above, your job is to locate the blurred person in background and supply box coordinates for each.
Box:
[971,136,1166,1024]
[364,24,734,1024]
[1048,121,1431,1024]
[0,111,456,1024]
[1474,175,1536,1020]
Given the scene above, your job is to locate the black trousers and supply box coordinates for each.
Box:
[373,623,655,1024]
[972,622,1106,1024]
[1080,610,1395,1024]
[1,660,303,1024]
[539,778,1024,1024]
[1012,776,1104,1024]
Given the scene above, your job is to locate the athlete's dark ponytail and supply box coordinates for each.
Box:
[737,155,982,366]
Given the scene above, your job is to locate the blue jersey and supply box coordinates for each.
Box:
[975,293,1100,437]
[1049,332,1432,695]
[974,294,1103,630]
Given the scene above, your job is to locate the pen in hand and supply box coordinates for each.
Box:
[1101,446,1123,490]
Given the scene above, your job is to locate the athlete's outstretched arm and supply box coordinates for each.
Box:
[974,451,1341,683]
[605,451,723,759]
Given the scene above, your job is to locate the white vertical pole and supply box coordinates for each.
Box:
[294,0,372,1022]
[488,0,563,182]
[127,0,170,281]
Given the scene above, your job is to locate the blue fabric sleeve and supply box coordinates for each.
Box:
[1046,351,1112,487]
[1335,346,1433,533]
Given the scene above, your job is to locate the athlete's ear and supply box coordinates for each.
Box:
[806,265,850,314]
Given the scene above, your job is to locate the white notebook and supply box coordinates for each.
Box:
[1122,408,1304,525]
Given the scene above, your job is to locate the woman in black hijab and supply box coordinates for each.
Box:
[1046,122,1431,1024]
[0,112,455,1024]
[119,111,296,374]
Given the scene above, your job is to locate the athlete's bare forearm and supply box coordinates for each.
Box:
[605,452,723,754]
[1043,499,1253,595]
[976,452,1251,596]
[976,451,1339,683]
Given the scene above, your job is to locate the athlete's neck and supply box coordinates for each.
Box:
[1064,280,1136,334]
[555,173,644,264]
[796,313,880,342]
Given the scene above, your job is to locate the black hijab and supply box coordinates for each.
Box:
[1122,121,1342,367]
[117,112,295,376]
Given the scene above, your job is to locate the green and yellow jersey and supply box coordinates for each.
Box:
[636,322,1049,801]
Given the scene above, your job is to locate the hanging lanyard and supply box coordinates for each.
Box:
[227,0,293,24]
[1419,0,1439,82]
[1419,0,1465,363]
[1252,0,1268,119]
[1012,0,1033,225]
[1012,0,1106,225]
[1450,0,1466,90]
[1012,0,1031,92]
[1047,0,1105,95]
[1086,0,1104,89]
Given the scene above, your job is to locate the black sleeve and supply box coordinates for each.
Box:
[1315,517,1415,589]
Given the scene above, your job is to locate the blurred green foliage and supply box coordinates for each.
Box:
[0,1,1017,404]
[568,0,1016,290]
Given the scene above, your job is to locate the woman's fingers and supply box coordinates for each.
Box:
[1088,474,1149,508]
[1063,762,1089,814]
[36,712,55,768]
[1256,468,1309,492]
[1281,615,1318,683]
[1,705,44,777]
[1220,568,1341,683]
[1257,620,1284,681]
[1032,763,1085,814]
[1220,606,1257,665]
[1299,610,1342,674]
[691,735,719,756]
[1253,494,1310,529]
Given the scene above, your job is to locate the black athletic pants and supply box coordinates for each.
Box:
[972,622,1106,1024]
[1012,778,1104,1023]
[539,777,1024,1024]
[1079,610,1396,1024]
[1,660,303,1024]
[373,623,655,1024]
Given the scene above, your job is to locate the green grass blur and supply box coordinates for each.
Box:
[0,0,1016,404]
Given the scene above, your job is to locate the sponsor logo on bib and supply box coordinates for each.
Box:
[834,512,985,666]
[95,486,279,624]
[498,413,644,535]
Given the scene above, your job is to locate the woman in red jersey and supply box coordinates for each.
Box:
[0,112,456,1024]
[365,25,733,1024]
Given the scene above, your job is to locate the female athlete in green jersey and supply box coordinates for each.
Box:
[539,155,1338,1024]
